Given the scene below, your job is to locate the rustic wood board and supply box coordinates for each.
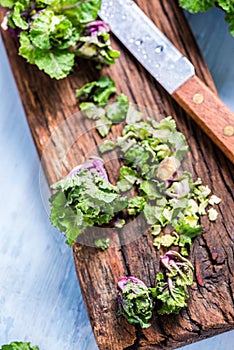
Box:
[1,1,233,349]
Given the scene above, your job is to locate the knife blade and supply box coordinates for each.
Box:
[99,0,234,164]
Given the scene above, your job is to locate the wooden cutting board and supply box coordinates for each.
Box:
[1,1,233,349]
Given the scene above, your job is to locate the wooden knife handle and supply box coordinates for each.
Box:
[172,75,234,163]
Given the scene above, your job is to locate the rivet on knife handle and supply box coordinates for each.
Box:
[172,76,234,163]
[99,0,234,164]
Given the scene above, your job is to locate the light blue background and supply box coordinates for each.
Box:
[0,7,233,350]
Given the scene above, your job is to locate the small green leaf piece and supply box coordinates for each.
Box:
[95,115,112,137]
[19,31,36,64]
[153,234,175,249]
[127,196,146,215]
[80,102,105,120]
[94,237,110,250]
[99,139,117,153]
[8,1,29,30]
[0,0,15,8]
[208,195,221,205]
[106,93,129,123]
[126,104,143,124]
[76,76,117,106]
[208,208,219,221]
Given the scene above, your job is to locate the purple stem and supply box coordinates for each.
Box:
[86,20,110,36]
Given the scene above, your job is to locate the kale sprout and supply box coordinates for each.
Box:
[151,250,194,314]
[117,276,154,328]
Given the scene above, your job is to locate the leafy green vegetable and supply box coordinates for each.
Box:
[19,30,75,79]
[94,237,110,250]
[77,78,129,136]
[117,276,154,328]
[153,233,176,249]
[153,223,202,256]
[50,81,222,322]
[226,9,234,36]
[116,166,139,193]
[0,0,14,7]
[95,115,112,137]
[179,0,215,13]
[49,158,128,245]
[99,139,117,153]
[80,102,105,119]
[60,0,102,25]
[0,1,119,78]
[179,0,234,36]
[0,342,39,350]
[78,86,222,255]
[151,251,194,314]
[76,76,117,106]
[117,252,194,325]
[127,196,146,215]
[106,93,129,123]
[96,105,220,255]
[126,103,143,124]
[75,20,119,65]
[8,1,29,30]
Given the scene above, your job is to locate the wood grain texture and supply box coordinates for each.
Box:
[172,75,234,163]
[0,1,233,349]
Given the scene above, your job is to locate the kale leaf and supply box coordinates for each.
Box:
[0,0,119,78]
[0,342,39,350]
[76,76,117,106]
[179,0,215,13]
[77,78,129,136]
[49,158,128,245]
[179,0,234,36]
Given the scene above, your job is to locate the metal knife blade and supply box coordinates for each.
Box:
[99,0,194,94]
[99,0,234,164]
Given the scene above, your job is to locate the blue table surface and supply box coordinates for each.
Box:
[0,7,233,350]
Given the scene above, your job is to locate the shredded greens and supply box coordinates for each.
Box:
[50,78,222,324]
[0,0,119,78]
[76,78,222,323]
[97,106,219,256]
[179,0,234,36]
[69,78,221,253]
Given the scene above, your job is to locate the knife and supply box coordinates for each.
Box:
[99,0,234,164]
